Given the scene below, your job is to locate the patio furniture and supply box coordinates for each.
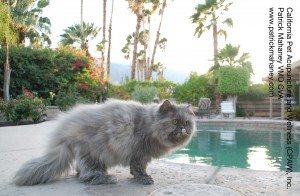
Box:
[198,98,211,119]
[221,101,235,119]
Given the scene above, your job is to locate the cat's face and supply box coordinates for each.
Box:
[152,100,196,148]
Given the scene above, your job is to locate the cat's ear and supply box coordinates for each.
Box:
[186,104,196,117]
[159,100,172,113]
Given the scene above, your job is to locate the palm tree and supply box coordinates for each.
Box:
[9,0,51,47]
[0,1,18,103]
[190,0,233,113]
[60,22,101,56]
[148,0,167,80]
[217,43,253,114]
[127,0,144,80]
[218,44,253,74]
[191,0,233,66]
[101,0,107,78]
[126,0,167,81]
[106,0,114,80]
[80,0,83,44]
[136,0,160,81]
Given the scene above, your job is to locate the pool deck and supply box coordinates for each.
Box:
[0,120,300,196]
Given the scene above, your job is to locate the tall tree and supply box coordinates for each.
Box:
[217,43,252,115]
[148,0,166,80]
[218,44,253,74]
[191,0,233,66]
[9,0,51,47]
[0,1,18,102]
[80,0,84,45]
[125,0,167,81]
[60,22,101,56]
[190,0,233,112]
[127,0,144,80]
[106,0,114,80]
[101,0,107,78]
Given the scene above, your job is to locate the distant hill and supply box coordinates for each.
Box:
[110,63,189,84]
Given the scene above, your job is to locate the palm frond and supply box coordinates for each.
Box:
[9,0,51,46]
[217,29,227,39]
[60,22,100,50]
[222,18,233,28]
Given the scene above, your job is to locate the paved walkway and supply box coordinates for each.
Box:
[0,121,300,196]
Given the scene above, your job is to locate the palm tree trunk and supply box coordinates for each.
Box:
[131,0,143,80]
[131,15,142,80]
[213,24,218,66]
[212,23,221,114]
[144,16,150,81]
[80,0,84,49]
[18,31,26,45]
[3,41,11,103]
[148,0,166,80]
[101,0,107,79]
[103,0,107,40]
[106,0,114,81]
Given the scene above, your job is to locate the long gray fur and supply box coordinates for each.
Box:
[13,99,196,186]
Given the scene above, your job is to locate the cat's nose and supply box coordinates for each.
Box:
[179,125,184,130]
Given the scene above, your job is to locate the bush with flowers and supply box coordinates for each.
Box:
[0,46,106,111]
[52,46,106,110]
[0,89,47,124]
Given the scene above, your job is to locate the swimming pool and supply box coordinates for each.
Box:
[165,126,300,172]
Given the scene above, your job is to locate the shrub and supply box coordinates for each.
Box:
[132,85,159,103]
[53,46,105,102]
[239,83,269,101]
[236,105,246,117]
[54,89,91,111]
[124,80,177,100]
[0,89,47,124]
[109,85,131,100]
[218,66,250,96]
[174,72,214,105]
[0,46,105,104]
[0,47,57,98]
[288,106,300,121]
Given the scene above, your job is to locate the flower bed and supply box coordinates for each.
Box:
[0,89,46,125]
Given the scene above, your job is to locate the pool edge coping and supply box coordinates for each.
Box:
[196,119,300,132]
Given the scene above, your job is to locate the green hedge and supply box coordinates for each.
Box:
[124,80,178,99]
[218,66,250,96]
[238,83,269,101]
[131,85,159,103]
[174,72,214,105]
[0,47,57,98]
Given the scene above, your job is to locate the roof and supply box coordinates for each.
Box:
[262,59,300,82]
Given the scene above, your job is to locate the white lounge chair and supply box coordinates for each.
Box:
[221,101,235,118]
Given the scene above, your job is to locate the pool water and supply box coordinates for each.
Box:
[165,127,300,172]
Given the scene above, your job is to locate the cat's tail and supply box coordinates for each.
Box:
[13,143,74,186]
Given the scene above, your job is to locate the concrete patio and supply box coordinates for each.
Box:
[0,120,299,196]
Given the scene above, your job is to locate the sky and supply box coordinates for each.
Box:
[43,0,300,84]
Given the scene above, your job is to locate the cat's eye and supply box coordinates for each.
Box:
[184,121,189,125]
[172,119,179,125]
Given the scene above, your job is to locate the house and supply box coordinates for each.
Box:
[262,59,300,119]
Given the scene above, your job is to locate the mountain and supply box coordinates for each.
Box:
[109,63,189,84]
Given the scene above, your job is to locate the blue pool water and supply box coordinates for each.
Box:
[165,127,300,172]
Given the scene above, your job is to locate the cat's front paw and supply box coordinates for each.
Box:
[135,175,154,185]
[104,175,118,184]
[80,174,117,185]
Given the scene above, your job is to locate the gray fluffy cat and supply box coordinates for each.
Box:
[13,99,196,186]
